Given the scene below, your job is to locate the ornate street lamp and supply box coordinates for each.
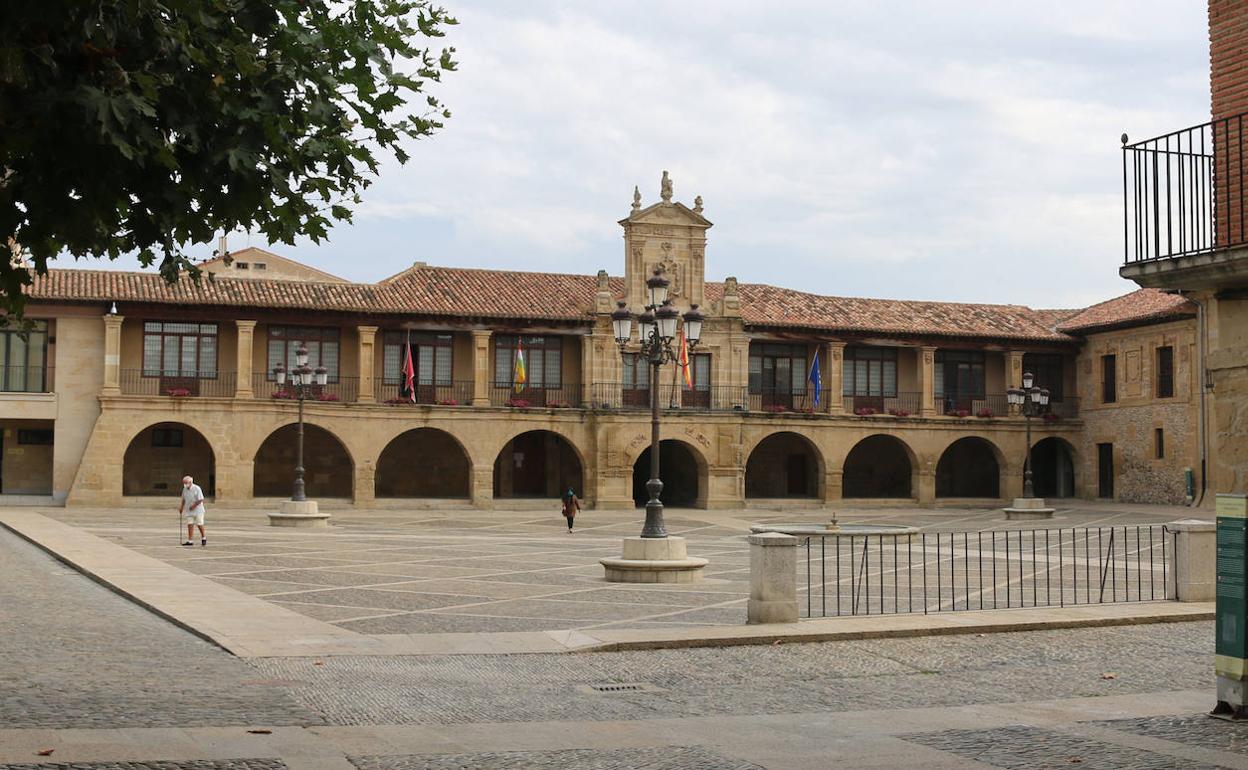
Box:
[1007,371,1052,500]
[273,345,328,503]
[612,272,705,538]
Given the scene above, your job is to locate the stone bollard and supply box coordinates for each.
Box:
[1167,519,1216,601]
[747,532,799,624]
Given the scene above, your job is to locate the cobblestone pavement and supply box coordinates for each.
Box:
[251,622,1213,725]
[1100,714,1248,754]
[348,747,763,770]
[0,529,321,729]
[0,758,285,763]
[902,725,1223,769]
[40,502,1198,634]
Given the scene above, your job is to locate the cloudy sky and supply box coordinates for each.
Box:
[108,1,1210,308]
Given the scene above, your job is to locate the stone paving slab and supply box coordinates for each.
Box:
[902,725,1227,769]
[347,746,764,769]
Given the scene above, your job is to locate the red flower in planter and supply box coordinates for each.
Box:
[270,391,294,400]
[888,408,910,417]
[764,404,789,413]
[1043,412,1061,424]
[505,398,531,409]
[314,393,340,402]
[165,387,191,397]
[946,408,970,418]
[976,408,994,418]
[437,398,459,406]
[854,406,877,416]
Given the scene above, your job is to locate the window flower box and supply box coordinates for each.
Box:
[505,398,531,409]
[165,387,192,398]
[854,406,878,416]
[976,408,994,419]
[946,408,970,418]
[888,408,910,417]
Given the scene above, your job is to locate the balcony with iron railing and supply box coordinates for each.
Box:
[120,370,236,398]
[588,383,748,412]
[1122,113,1248,263]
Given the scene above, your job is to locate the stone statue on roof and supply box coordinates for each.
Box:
[693,195,703,214]
[660,170,673,202]
[632,186,641,212]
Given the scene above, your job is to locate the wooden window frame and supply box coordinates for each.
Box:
[267,326,340,383]
[141,321,219,379]
[1102,354,1117,404]
[1156,346,1175,399]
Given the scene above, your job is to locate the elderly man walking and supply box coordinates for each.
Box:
[180,475,207,547]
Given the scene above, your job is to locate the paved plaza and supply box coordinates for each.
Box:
[37,502,1193,634]
[0,517,1243,769]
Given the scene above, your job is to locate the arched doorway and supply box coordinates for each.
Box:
[1030,437,1076,498]
[936,437,1001,498]
[376,428,470,498]
[253,424,353,498]
[633,440,703,507]
[746,432,822,498]
[123,422,215,496]
[842,435,913,498]
[494,430,583,499]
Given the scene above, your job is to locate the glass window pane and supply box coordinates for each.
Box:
[321,342,339,380]
[934,362,944,397]
[529,350,544,388]
[694,354,710,389]
[546,349,561,388]
[181,337,197,374]
[199,335,216,375]
[883,360,897,396]
[267,339,284,376]
[384,343,401,384]
[495,348,510,385]
[418,346,434,384]
[163,335,179,374]
[435,346,452,385]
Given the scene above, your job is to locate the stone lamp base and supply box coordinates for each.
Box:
[1003,497,1056,520]
[268,499,332,528]
[600,536,708,583]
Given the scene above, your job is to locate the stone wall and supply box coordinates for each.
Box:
[0,419,54,494]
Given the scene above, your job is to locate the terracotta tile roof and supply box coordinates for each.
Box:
[721,282,1075,342]
[27,263,1119,343]
[26,266,613,323]
[1056,289,1197,334]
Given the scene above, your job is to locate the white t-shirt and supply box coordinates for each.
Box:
[181,484,205,514]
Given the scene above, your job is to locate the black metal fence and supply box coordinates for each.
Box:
[799,525,1171,618]
[121,370,236,397]
[374,380,474,405]
[489,382,583,408]
[588,383,748,411]
[1123,114,1248,263]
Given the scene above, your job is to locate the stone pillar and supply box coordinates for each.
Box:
[917,467,936,503]
[918,346,937,417]
[354,461,376,507]
[825,468,843,501]
[472,330,492,406]
[1006,349,1024,415]
[825,341,845,414]
[472,464,494,509]
[748,532,799,624]
[1167,519,1215,601]
[235,320,256,398]
[102,313,124,395]
[357,325,378,403]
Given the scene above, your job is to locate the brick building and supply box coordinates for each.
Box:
[0,179,1202,510]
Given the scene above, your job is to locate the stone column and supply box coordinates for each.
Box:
[235,320,256,398]
[918,346,937,417]
[472,464,494,509]
[748,532,799,624]
[354,461,376,507]
[357,325,378,403]
[1006,349,1024,415]
[102,313,124,395]
[825,341,845,414]
[472,329,492,406]
[1167,519,1215,601]
[917,467,936,503]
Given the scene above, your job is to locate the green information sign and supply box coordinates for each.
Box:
[1217,494,1248,682]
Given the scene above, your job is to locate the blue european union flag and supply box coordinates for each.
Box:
[809,349,822,406]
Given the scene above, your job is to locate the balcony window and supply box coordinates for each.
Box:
[0,320,48,392]
[843,346,897,411]
[621,352,650,406]
[749,343,807,407]
[1156,346,1174,398]
[935,350,985,412]
[1102,354,1117,404]
[494,335,562,389]
[1022,353,1064,402]
[383,331,453,402]
[687,353,711,407]
[267,326,339,382]
[142,322,217,378]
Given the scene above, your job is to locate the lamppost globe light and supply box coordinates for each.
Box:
[1039,388,1050,406]
[646,270,670,308]
[638,307,656,344]
[1030,387,1042,404]
[1022,371,1034,390]
[611,301,633,345]
[682,303,704,346]
[295,345,310,368]
[273,362,287,385]
[1007,387,1023,406]
[655,300,679,342]
[315,365,328,387]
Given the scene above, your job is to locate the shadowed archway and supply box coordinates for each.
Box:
[493,430,584,499]
[253,424,353,498]
[376,428,471,498]
[842,435,914,498]
[1030,437,1076,498]
[633,439,706,508]
[746,432,823,498]
[124,422,215,496]
[936,437,1001,498]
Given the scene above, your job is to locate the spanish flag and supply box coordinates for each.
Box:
[678,331,692,389]
[513,339,527,393]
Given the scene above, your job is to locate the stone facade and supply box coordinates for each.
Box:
[1077,319,1201,504]
[1,176,1200,512]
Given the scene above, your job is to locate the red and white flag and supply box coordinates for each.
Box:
[400,331,416,403]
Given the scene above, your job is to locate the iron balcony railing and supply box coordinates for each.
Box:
[489,382,582,408]
[0,365,52,393]
[798,525,1171,619]
[375,380,474,405]
[939,392,1009,418]
[1123,113,1248,263]
[588,383,748,412]
[122,370,236,397]
[251,373,358,403]
[844,392,922,416]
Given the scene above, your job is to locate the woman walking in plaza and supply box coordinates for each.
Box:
[562,487,580,533]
